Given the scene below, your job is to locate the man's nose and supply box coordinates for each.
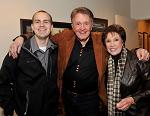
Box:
[40,22,44,26]
[80,24,86,30]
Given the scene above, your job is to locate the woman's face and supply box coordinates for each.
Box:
[105,32,123,56]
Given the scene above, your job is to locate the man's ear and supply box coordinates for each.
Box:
[91,21,93,31]
[51,24,53,31]
[71,23,74,30]
[31,24,34,31]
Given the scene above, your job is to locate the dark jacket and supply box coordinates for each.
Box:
[120,50,150,116]
[0,38,58,116]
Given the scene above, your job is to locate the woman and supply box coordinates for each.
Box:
[102,24,150,116]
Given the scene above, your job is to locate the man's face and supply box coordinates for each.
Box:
[71,13,93,42]
[31,12,53,40]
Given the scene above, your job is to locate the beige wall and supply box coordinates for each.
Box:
[115,15,138,50]
[131,0,150,20]
[0,0,131,65]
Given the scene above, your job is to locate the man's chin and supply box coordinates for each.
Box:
[78,38,87,42]
[77,36,89,42]
[36,35,49,40]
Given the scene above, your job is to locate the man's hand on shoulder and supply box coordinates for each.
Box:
[9,36,25,59]
[0,107,5,116]
[136,48,150,61]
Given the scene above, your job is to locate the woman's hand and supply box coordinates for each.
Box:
[116,97,135,111]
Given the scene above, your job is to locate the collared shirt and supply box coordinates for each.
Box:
[30,36,56,72]
[63,37,99,93]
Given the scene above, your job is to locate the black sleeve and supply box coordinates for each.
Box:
[0,53,18,113]
[132,60,150,102]
[130,48,138,55]
[13,34,33,41]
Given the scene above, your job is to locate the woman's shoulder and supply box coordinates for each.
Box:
[127,49,150,71]
[127,49,138,60]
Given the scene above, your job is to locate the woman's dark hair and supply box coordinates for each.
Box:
[102,24,126,47]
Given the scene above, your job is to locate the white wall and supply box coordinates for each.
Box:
[82,0,131,25]
[0,0,131,66]
[115,15,138,50]
[131,0,150,19]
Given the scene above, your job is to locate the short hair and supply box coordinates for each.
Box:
[32,10,53,24]
[102,24,126,47]
[71,7,94,22]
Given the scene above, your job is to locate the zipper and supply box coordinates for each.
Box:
[24,90,29,116]
[48,55,52,77]
[22,47,48,73]
[22,47,40,62]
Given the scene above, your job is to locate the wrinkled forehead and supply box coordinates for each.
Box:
[72,13,93,22]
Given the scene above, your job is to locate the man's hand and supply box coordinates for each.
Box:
[0,107,5,116]
[116,97,135,111]
[136,48,150,61]
[9,36,24,59]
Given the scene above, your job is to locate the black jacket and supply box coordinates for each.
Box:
[0,38,58,116]
[120,50,150,116]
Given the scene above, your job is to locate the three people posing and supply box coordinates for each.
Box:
[0,7,150,116]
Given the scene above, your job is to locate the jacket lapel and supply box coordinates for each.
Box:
[92,32,107,82]
[92,32,108,105]
[63,35,76,70]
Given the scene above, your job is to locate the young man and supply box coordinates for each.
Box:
[9,7,149,116]
[0,10,58,116]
